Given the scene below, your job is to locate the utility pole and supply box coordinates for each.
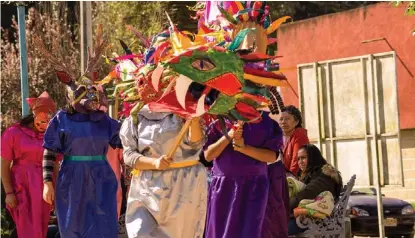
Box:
[17,4,29,117]
[80,1,93,73]
[79,2,116,119]
[369,54,386,238]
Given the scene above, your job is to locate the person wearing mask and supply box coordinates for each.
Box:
[1,92,57,238]
[203,113,282,238]
[120,106,207,238]
[38,29,123,237]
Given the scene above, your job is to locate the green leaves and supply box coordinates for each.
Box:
[93,2,198,54]
[392,1,415,15]
[405,2,415,15]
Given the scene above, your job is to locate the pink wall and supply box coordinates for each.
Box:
[277,3,415,129]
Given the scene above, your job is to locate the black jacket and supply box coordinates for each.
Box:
[289,164,343,212]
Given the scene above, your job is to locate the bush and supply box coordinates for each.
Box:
[92,2,197,54]
[1,4,79,133]
[1,184,15,237]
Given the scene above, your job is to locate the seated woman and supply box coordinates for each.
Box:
[288,144,343,235]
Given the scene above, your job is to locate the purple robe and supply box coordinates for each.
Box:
[204,113,282,238]
[261,161,289,238]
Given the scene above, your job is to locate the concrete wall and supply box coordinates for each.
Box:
[383,129,415,202]
[277,2,415,129]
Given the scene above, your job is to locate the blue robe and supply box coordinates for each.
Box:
[43,110,122,238]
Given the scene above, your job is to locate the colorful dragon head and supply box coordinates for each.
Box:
[145,44,286,121]
[102,1,291,124]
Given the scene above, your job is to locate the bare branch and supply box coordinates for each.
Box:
[83,24,107,77]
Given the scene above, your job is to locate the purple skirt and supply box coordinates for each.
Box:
[205,171,269,238]
[261,161,289,238]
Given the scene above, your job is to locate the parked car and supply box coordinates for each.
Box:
[348,188,415,238]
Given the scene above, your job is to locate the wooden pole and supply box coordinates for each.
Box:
[112,96,119,119]
[369,54,386,237]
[167,119,193,159]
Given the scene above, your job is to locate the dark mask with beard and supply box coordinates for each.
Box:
[57,72,108,114]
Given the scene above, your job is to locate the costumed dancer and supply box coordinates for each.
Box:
[106,20,211,238]
[36,26,123,237]
[203,112,282,238]
[120,106,207,238]
[1,92,57,238]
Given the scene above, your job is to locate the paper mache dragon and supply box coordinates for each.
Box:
[99,1,292,130]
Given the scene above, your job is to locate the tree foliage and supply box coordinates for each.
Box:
[407,1,415,15]
[1,3,79,133]
[92,1,198,54]
[393,1,415,15]
[393,1,415,35]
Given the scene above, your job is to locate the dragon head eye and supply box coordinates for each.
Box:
[191,58,216,71]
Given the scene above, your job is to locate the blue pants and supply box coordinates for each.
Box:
[56,160,118,238]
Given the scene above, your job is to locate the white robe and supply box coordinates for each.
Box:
[120,107,207,238]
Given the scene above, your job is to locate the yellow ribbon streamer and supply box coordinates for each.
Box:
[131,160,200,177]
